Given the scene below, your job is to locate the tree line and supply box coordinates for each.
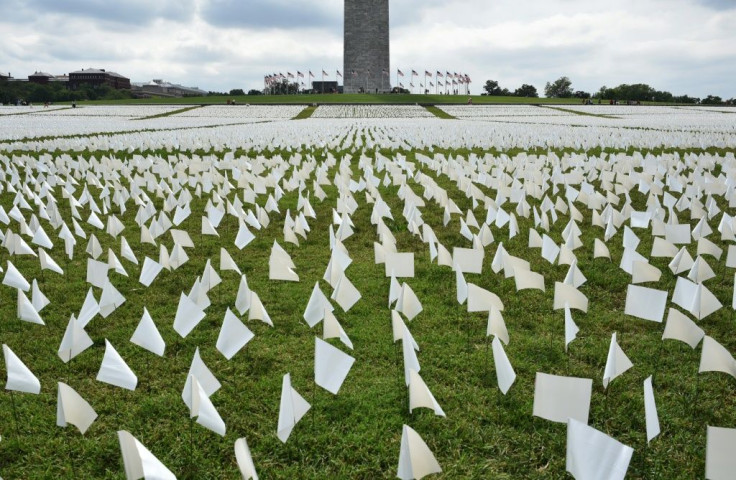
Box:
[484,76,734,105]
[0,81,133,104]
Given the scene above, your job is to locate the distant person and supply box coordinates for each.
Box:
[467,97,473,105]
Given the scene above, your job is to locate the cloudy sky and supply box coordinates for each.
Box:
[1,0,734,97]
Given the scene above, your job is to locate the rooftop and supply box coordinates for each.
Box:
[69,68,128,79]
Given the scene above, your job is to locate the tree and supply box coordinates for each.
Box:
[247,89,262,96]
[483,80,503,96]
[544,76,573,98]
[701,95,723,105]
[514,84,538,98]
[229,89,245,96]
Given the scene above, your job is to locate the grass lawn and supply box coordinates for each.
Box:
[0,135,734,479]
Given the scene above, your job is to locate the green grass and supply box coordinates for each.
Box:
[0,141,734,480]
[292,105,318,120]
[424,106,456,119]
[133,105,204,120]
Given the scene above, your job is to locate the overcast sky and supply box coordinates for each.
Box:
[1,0,734,97]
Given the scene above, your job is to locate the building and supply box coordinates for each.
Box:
[0,72,10,82]
[310,81,341,94]
[343,0,390,93]
[69,68,131,90]
[28,72,55,84]
[131,79,207,98]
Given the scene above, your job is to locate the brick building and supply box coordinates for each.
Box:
[69,68,131,90]
[28,71,55,84]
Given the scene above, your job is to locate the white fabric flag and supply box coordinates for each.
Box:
[216,308,255,360]
[303,282,333,328]
[408,369,445,417]
[397,424,442,480]
[314,337,355,394]
[3,344,41,394]
[97,339,138,390]
[17,290,44,325]
[323,310,353,350]
[467,283,504,313]
[277,373,311,443]
[331,272,362,312]
[188,375,226,436]
[248,292,273,327]
[57,382,97,434]
[566,418,633,480]
[31,279,49,312]
[397,283,423,320]
[130,308,166,357]
[58,315,94,363]
[553,282,588,312]
[661,308,704,349]
[603,333,633,389]
[487,307,509,345]
[117,430,176,480]
[385,252,415,278]
[699,336,736,379]
[456,268,468,305]
[173,293,206,338]
[452,247,484,274]
[39,248,64,274]
[235,275,251,316]
[643,376,660,443]
[706,426,736,480]
[403,327,421,386]
[3,261,30,291]
[673,277,722,320]
[99,280,126,318]
[492,337,516,395]
[139,258,163,287]
[533,372,592,424]
[220,248,241,275]
[624,285,668,322]
[235,437,259,480]
[182,348,221,410]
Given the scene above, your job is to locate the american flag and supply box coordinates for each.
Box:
[397,69,404,76]
[336,70,342,77]
[411,70,418,76]
[322,69,328,76]
[287,72,294,78]
[436,71,443,78]
[297,71,304,78]
[429,82,434,87]
[446,71,451,77]
[309,71,314,78]
[425,70,432,77]
[409,83,414,87]
[382,69,389,76]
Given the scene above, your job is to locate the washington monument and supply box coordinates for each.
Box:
[344,0,390,93]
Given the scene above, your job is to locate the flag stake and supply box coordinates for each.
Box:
[9,391,21,437]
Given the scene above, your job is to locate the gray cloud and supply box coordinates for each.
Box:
[695,0,736,10]
[19,0,195,25]
[200,0,340,29]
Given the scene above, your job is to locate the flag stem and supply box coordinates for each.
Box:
[312,383,317,431]
[67,430,77,479]
[10,391,21,437]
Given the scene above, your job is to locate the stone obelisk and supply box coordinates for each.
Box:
[344,0,390,94]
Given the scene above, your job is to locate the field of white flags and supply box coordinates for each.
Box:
[0,103,735,479]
